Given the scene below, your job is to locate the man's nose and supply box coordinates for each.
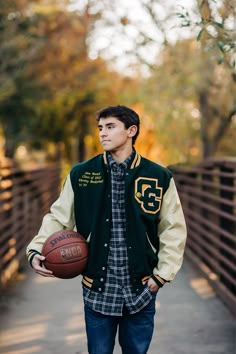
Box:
[100,128,107,136]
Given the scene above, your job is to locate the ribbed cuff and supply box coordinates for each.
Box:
[29,251,41,267]
[151,275,166,288]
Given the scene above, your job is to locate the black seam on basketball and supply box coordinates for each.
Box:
[44,255,88,265]
[42,240,87,255]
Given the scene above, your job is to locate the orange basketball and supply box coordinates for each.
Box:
[42,230,88,279]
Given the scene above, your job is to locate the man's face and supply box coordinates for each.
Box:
[98,116,133,152]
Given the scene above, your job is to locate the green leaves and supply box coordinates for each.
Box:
[176,6,191,27]
[197,28,204,41]
[178,0,236,76]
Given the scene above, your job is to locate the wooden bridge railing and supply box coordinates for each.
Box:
[0,159,61,290]
[170,158,236,315]
[1,157,235,313]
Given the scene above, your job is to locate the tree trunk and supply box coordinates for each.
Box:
[78,136,86,162]
[199,90,211,159]
[77,113,88,162]
[199,90,235,159]
[4,135,15,159]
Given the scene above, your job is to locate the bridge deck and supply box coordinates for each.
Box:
[0,258,235,354]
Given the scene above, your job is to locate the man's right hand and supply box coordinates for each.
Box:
[31,254,55,277]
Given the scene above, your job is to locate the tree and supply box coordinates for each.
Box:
[24,2,104,162]
[0,0,123,162]
[0,0,47,157]
[178,0,236,158]
[89,0,236,160]
[0,0,56,158]
[179,0,236,77]
[140,40,202,164]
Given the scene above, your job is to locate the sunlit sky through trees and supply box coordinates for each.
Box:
[1,0,235,165]
[69,0,198,75]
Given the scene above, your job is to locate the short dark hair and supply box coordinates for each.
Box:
[96,105,140,144]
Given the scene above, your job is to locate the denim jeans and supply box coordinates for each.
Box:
[84,294,157,354]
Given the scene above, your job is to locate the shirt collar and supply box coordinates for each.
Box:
[107,151,134,170]
[103,149,141,169]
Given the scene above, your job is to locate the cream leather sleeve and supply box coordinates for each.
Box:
[26,174,75,258]
[153,178,187,281]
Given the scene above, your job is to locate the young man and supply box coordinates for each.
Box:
[26,105,187,354]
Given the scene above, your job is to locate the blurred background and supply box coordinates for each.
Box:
[0,3,235,352]
[0,0,235,171]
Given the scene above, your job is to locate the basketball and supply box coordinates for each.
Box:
[41,230,88,279]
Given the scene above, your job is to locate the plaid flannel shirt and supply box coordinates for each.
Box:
[83,152,152,316]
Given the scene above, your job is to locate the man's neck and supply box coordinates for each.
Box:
[109,147,133,164]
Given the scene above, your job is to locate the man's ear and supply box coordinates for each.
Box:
[127,125,138,138]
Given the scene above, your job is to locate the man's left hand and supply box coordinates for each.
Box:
[147,277,159,293]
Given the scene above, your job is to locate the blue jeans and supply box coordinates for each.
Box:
[84,295,156,354]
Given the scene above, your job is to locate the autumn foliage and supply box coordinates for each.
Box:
[0,0,235,167]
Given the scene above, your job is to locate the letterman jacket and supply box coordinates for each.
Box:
[26,151,187,293]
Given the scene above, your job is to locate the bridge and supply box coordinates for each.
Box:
[0,158,235,353]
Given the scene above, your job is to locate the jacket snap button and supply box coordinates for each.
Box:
[100,278,104,282]
[104,243,108,247]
